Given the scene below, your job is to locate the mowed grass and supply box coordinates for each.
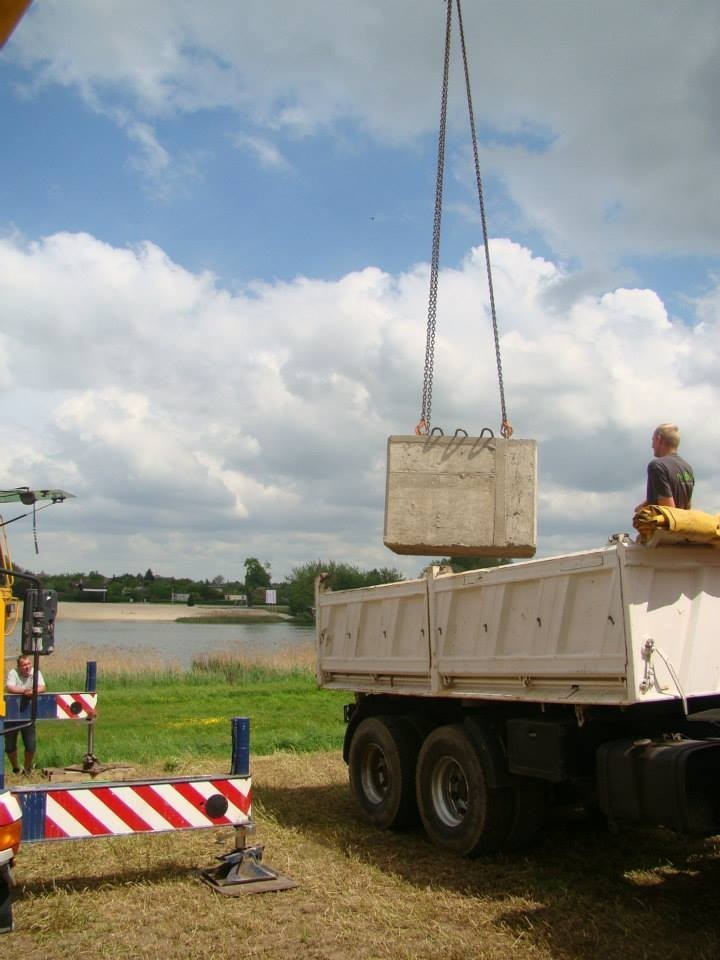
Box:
[6,646,720,958]
[8,752,720,960]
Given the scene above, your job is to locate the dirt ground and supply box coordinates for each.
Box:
[7,751,720,960]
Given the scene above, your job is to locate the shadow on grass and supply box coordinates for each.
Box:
[255,780,720,960]
[15,860,202,899]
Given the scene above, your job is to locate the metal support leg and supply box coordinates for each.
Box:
[80,660,101,771]
[64,660,128,776]
[199,718,296,896]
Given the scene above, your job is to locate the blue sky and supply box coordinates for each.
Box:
[1,0,719,581]
[1,61,507,287]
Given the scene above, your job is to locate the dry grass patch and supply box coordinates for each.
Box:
[7,752,720,960]
[44,643,316,679]
[192,644,317,674]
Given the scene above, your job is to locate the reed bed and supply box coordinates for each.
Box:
[27,643,317,690]
[191,645,317,681]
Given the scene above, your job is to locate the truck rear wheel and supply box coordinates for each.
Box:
[416,724,513,856]
[0,864,12,934]
[348,716,421,829]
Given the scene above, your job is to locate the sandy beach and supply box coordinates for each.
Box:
[57,602,281,623]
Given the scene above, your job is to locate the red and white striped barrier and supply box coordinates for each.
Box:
[0,793,21,829]
[4,691,98,721]
[54,693,97,720]
[16,775,251,842]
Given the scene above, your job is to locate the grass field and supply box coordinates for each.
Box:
[35,647,346,766]
[5,646,720,958]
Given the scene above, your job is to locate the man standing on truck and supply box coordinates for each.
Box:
[4,655,45,774]
[635,423,695,511]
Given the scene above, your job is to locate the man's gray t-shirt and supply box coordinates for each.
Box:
[646,455,695,508]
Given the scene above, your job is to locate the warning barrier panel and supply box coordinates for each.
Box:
[0,792,21,829]
[4,692,98,721]
[14,775,251,842]
[54,693,97,720]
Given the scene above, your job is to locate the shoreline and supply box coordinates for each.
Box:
[57,601,283,623]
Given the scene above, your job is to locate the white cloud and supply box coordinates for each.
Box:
[124,119,170,177]
[0,229,718,579]
[233,134,291,173]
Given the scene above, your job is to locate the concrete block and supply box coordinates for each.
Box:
[383,434,537,557]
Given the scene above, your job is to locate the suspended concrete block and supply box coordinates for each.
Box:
[383,434,537,557]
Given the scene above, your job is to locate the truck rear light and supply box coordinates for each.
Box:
[0,818,22,856]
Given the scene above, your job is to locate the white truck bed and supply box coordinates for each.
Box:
[316,541,720,707]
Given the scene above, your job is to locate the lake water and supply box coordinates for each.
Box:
[52,619,316,670]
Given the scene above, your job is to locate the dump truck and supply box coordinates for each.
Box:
[315,538,720,854]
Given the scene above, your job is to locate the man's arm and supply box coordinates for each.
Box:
[635,495,676,511]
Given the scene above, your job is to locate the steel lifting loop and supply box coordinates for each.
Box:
[430,427,445,436]
[478,427,494,438]
[453,428,469,438]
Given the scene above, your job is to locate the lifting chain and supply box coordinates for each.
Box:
[418,0,512,440]
[419,0,452,438]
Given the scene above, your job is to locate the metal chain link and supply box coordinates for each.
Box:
[419,0,511,439]
[455,0,510,437]
[419,0,453,434]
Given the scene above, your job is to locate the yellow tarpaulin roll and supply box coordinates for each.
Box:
[633,505,720,544]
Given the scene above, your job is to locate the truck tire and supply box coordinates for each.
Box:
[416,724,513,856]
[348,716,421,829]
[0,864,12,934]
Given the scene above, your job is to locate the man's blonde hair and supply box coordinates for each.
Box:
[654,423,680,450]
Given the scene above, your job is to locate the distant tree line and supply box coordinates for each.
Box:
[11,554,510,616]
[10,567,248,606]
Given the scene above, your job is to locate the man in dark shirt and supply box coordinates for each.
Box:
[635,423,694,511]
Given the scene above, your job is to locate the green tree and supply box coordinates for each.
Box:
[244,557,271,606]
[286,561,402,619]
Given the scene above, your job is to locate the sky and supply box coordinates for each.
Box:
[1,0,719,582]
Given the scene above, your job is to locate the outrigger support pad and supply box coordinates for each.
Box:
[200,823,297,896]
